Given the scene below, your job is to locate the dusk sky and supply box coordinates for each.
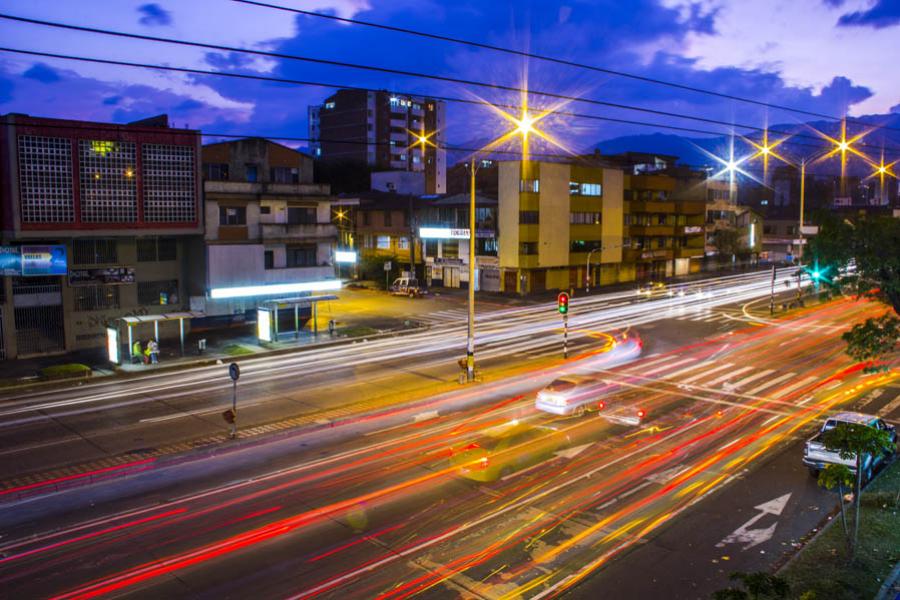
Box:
[1,0,899,159]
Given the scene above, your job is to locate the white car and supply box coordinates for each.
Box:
[535,376,611,416]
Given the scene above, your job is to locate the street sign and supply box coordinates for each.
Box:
[384,261,392,271]
[229,362,240,381]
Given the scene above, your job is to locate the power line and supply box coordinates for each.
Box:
[4,13,900,154]
[231,0,900,135]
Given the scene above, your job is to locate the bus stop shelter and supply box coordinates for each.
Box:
[257,295,338,342]
[112,312,204,362]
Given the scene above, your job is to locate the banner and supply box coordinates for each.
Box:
[0,246,21,276]
[69,267,135,286]
[21,245,68,276]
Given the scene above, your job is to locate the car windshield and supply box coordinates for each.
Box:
[546,379,577,392]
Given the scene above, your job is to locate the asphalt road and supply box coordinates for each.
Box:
[0,288,895,599]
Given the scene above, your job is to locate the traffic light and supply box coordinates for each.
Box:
[557,292,569,315]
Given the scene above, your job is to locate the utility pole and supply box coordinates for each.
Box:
[585,247,600,293]
[466,160,476,382]
[408,193,417,280]
[769,264,776,315]
[797,159,806,265]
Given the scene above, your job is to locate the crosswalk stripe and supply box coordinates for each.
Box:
[642,357,697,376]
[771,375,819,399]
[680,362,733,384]
[705,366,755,387]
[664,360,716,380]
[731,368,775,389]
[745,372,796,395]
[630,354,683,370]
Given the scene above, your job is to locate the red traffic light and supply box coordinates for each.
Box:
[557,292,569,314]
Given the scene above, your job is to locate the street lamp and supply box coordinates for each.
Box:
[585,242,630,293]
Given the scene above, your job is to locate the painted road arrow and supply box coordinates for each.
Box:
[554,443,593,460]
[716,492,792,551]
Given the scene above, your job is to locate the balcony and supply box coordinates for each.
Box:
[675,247,704,259]
[629,200,675,213]
[629,224,675,236]
[260,223,337,241]
[626,248,673,262]
[676,200,705,215]
[204,181,330,196]
[218,225,249,241]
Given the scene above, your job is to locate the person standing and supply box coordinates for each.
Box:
[148,339,160,364]
[131,340,142,365]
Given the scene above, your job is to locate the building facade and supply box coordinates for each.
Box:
[198,138,338,321]
[309,89,446,194]
[0,113,201,359]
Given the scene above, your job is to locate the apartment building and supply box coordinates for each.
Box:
[309,89,446,194]
[497,159,706,293]
[198,138,339,322]
[0,113,201,359]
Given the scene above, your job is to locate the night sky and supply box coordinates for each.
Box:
[1,0,899,160]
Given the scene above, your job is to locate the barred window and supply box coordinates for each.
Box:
[73,285,120,311]
[137,237,177,262]
[72,239,118,265]
[138,279,179,305]
[18,135,74,223]
[519,179,539,193]
[286,245,317,267]
[142,144,196,222]
[519,242,538,255]
[203,163,229,180]
[271,166,299,183]
[79,140,137,222]
[519,211,540,224]
[570,212,601,225]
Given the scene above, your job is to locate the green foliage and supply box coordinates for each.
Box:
[358,253,400,288]
[711,571,791,600]
[821,422,894,464]
[40,363,92,380]
[222,344,254,356]
[841,315,899,365]
[818,463,854,491]
[809,213,900,314]
[713,228,743,261]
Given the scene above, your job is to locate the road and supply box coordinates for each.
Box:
[0,269,797,483]
[0,288,895,599]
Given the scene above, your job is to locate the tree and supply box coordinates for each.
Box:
[820,422,894,552]
[713,228,742,263]
[809,212,900,364]
[817,463,854,545]
[711,571,790,600]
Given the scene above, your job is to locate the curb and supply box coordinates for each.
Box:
[874,561,900,600]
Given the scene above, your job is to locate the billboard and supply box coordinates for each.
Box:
[21,245,68,276]
[0,246,20,276]
[69,267,135,286]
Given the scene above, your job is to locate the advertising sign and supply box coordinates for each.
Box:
[106,327,120,365]
[257,307,272,342]
[0,246,21,276]
[69,267,135,286]
[418,227,470,239]
[21,245,68,276]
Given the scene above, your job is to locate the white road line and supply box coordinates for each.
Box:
[680,362,734,384]
[629,354,683,370]
[771,375,820,399]
[641,357,697,376]
[745,372,796,396]
[705,366,755,387]
[731,369,776,389]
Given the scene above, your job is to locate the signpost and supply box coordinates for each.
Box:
[769,264,776,315]
[224,362,240,438]
[384,260,392,290]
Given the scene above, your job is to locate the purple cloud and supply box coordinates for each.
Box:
[102,95,122,106]
[23,63,61,83]
[138,3,172,27]
[838,0,900,28]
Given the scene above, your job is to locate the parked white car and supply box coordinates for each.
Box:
[802,412,896,481]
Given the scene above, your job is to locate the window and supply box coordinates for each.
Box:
[79,140,137,223]
[260,205,271,215]
[763,225,773,235]
[580,183,602,196]
[136,237,177,262]
[570,240,602,252]
[220,206,246,225]
[287,207,316,224]
[264,250,274,270]
[570,212,601,225]
[362,211,371,226]
[519,211,540,224]
[622,237,631,249]
[377,236,391,249]
[204,163,229,180]
[142,144,196,223]
[384,211,392,226]
[286,245,317,267]
[398,237,409,250]
[324,101,335,110]
[271,166,299,184]
[520,179,539,193]
[137,280,179,305]
[569,181,580,195]
[72,239,117,265]
[519,242,538,255]
[73,285,120,311]
[18,135,74,223]
[245,163,258,182]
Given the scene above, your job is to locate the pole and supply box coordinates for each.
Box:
[466,159,476,382]
[563,313,568,359]
[585,248,596,293]
[798,159,806,265]
[230,379,237,439]
[797,266,803,306]
[769,264,776,315]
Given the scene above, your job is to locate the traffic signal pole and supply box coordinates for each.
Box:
[563,312,568,359]
[466,159,476,382]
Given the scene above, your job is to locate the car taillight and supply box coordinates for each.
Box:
[597,401,606,410]
[477,457,489,469]
[637,409,646,419]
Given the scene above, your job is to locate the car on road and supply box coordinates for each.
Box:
[636,281,666,298]
[390,277,426,298]
[535,375,612,416]
[802,412,896,480]
[450,422,569,482]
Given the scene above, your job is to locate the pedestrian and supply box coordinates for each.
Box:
[143,342,152,364]
[148,339,160,364]
[131,340,142,364]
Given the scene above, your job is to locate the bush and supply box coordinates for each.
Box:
[41,363,92,380]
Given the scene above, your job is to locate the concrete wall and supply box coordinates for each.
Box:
[538,162,569,268]
[498,162,521,269]
[601,168,625,264]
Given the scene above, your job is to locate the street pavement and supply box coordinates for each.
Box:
[0,277,896,599]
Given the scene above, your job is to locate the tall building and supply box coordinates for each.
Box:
[0,113,201,359]
[308,89,446,194]
[197,138,339,322]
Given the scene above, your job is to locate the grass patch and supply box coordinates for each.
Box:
[40,363,92,380]
[222,344,255,356]
[781,457,900,600]
[338,325,380,339]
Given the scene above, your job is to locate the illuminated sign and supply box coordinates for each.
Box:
[106,327,119,364]
[418,227,470,239]
[0,246,20,276]
[21,245,68,276]
[210,279,342,299]
[335,250,357,264]
[749,223,756,248]
[683,226,703,234]
[257,308,272,342]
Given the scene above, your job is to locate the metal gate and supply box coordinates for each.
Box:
[12,277,65,356]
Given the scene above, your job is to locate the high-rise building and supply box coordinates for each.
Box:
[0,113,202,359]
[308,90,446,194]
